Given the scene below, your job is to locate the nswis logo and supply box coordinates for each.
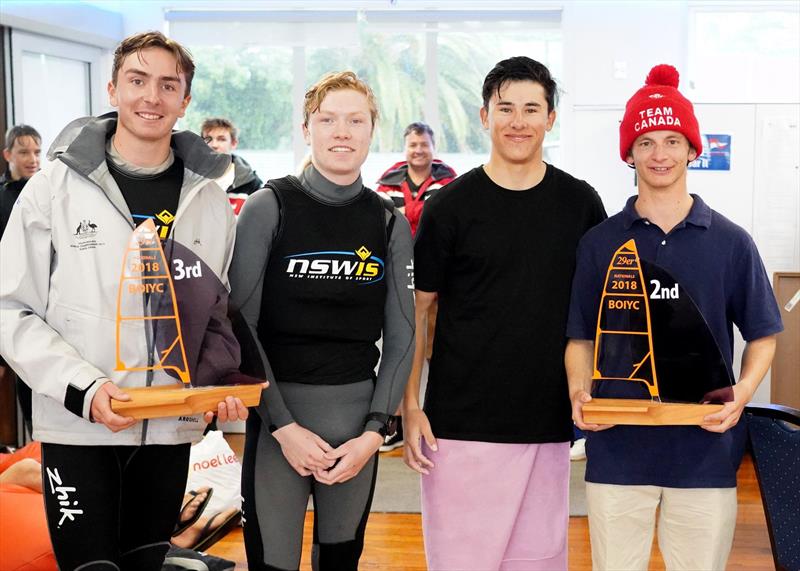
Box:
[285,245,384,284]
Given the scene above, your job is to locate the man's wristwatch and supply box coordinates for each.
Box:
[365,412,398,438]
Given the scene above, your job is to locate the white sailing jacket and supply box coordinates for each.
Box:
[0,113,237,445]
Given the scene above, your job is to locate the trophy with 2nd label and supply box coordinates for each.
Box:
[582,239,731,425]
[111,219,264,420]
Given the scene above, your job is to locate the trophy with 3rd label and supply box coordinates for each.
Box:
[111,219,264,420]
[582,239,732,425]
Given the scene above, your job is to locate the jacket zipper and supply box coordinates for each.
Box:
[59,156,208,445]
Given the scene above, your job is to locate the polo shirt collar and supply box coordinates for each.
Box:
[622,193,712,230]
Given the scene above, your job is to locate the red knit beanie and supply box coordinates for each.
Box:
[619,64,702,162]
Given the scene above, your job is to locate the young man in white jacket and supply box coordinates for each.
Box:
[0,31,251,570]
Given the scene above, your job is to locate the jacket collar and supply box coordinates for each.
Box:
[49,112,230,181]
[377,159,454,186]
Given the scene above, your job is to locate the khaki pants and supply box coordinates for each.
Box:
[586,482,737,571]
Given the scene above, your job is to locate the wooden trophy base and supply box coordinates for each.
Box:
[111,383,264,420]
[583,398,724,426]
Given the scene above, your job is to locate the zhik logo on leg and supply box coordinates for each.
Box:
[46,467,84,527]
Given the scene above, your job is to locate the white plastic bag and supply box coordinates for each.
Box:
[185,430,242,514]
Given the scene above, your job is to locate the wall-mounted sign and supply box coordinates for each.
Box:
[689,134,731,171]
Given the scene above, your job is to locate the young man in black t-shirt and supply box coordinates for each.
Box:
[403,56,606,571]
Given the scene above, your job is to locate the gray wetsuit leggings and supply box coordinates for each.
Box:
[242,379,378,571]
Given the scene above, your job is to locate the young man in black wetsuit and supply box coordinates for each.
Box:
[231,71,415,571]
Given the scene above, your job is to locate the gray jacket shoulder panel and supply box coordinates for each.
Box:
[49,113,231,183]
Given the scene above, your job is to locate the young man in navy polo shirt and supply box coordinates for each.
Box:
[565,64,783,570]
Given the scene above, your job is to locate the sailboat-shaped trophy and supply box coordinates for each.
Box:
[582,239,732,425]
[111,219,264,420]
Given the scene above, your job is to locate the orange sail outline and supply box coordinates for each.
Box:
[115,219,191,384]
[592,239,660,400]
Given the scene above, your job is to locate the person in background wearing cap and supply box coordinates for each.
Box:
[564,64,782,570]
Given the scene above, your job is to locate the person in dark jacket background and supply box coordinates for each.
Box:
[231,71,414,571]
[376,123,456,452]
[1,124,41,238]
[0,124,42,439]
[201,117,263,215]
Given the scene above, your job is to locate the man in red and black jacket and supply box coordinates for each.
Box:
[375,123,455,453]
[376,122,456,237]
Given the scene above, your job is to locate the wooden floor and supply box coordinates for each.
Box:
[207,441,772,570]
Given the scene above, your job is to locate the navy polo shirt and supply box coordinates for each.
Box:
[567,194,783,488]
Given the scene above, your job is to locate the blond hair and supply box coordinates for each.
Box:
[112,31,195,96]
[303,71,378,129]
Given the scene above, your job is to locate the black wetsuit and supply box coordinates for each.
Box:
[229,165,414,571]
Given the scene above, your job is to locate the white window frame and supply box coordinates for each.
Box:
[9,29,105,127]
[166,8,562,168]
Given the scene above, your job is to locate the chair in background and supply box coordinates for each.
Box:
[746,403,800,571]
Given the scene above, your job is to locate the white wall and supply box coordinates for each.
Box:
[0,1,123,47]
[563,1,688,108]
[562,1,689,191]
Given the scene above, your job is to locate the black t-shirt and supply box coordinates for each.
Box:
[415,165,606,443]
[406,175,421,198]
[109,157,183,239]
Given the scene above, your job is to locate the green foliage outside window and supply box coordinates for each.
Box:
[306,31,426,153]
[183,26,560,154]
[182,46,293,150]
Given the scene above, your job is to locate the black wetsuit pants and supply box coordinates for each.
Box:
[41,442,190,571]
[242,380,378,571]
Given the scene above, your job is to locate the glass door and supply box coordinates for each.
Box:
[10,29,104,153]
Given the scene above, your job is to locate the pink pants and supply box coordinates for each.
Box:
[421,439,570,571]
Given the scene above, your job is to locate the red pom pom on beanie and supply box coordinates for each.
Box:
[645,64,680,88]
[619,64,702,162]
